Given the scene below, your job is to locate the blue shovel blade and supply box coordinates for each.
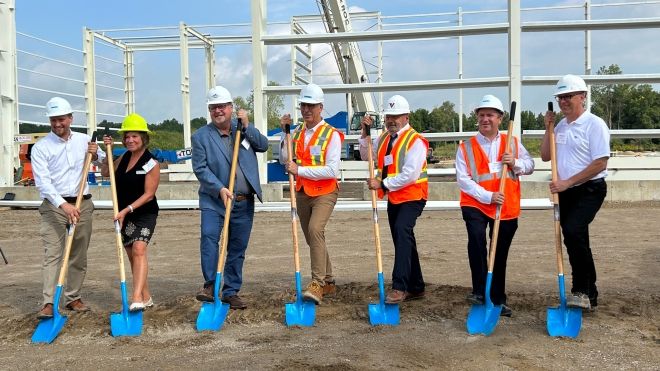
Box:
[32,314,67,344]
[110,310,143,337]
[196,300,230,332]
[368,302,400,326]
[466,303,502,336]
[285,300,316,327]
[547,306,582,338]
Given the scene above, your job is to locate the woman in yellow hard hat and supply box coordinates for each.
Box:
[101,113,160,311]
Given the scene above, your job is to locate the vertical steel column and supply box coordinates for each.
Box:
[124,48,135,115]
[0,0,18,186]
[179,23,191,149]
[508,0,522,137]
[251,0,268,183]
[377,13,383,111]
[458,7,464,132]
[83,28,97,135]
[205,43,215,123]
[584,0,592,109]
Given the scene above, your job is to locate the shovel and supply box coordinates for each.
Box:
[466,101,516,336]
[105,127,143,337]
[32,132,97,344]
[196,119,243,331]
[283,124,316,327]
[545,101,582,338]
[364,121,399,326]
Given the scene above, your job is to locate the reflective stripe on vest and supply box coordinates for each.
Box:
[291,121,345,196]
[459,134,521,219]
[376,127,429,204]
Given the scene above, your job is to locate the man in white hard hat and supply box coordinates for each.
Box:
[455,94,534,317]
[31,96,106,318]
[541,74,609,311]
[279,83,344,304]
[359,94,429,304]
[192,85,269,310]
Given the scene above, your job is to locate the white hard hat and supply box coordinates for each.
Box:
[298,83,324,104]
[554,74,587,96]
[383,95,410,115]
[474,94,504,114]
[45,97,73,117]
[206,86,233,105]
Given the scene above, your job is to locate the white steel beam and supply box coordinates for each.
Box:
[508,0,522,138]
[522,17,660,32]
[179,23,191,149]
[251,0,268,184]
[0,0,18,186]
[124,48,135,115]
[83,28,97,134]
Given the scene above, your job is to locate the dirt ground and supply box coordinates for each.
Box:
[1,202,658,370]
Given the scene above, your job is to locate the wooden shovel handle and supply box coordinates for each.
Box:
[365,125,384,274]
[105,127,129,283]
[284,125,302,272]
[547,102,565,275]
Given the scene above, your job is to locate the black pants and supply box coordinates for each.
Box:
[387,199,426,293]
[461,206,518,305]
[559,178,606,303]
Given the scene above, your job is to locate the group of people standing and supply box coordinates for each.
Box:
[32,73,609,321]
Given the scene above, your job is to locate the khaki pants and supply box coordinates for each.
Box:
[296,189,338,285]
[39,199,94,306]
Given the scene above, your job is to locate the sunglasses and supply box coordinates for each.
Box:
[555,92,583,102]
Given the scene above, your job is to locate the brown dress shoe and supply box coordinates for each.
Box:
[222,295,247,310]
[37,303,54,319]
[65,299,90,312]
[385,289,407,304]
[322,282,337,296]
[196,285,214,302]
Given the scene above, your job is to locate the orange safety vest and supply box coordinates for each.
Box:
[459,134,521,220]
[292,121,345,196]
[375,127,429,204]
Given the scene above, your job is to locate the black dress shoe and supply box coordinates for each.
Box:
[466,293,484,305]
[500,304,513,317]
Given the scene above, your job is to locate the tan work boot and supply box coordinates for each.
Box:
[303,281,323,304]
[323,281,337,296]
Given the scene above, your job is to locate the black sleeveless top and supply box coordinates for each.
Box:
[115,150,159,215]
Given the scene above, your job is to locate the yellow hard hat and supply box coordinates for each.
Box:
[118,113,150,133]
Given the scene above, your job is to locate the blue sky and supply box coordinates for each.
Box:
[13,0,660,127]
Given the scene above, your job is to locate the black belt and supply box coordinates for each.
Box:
[235,193,253,202]
[586,178,605,185]
[62,194,92,203]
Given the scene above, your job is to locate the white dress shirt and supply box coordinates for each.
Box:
[31,131,106,208]
[554,111,610,182]
[358,124,427,192]
[279,120,341,180]
[455,131,534,204]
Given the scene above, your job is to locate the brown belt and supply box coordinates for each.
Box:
[62,194,92,203]
[235,194,253,202]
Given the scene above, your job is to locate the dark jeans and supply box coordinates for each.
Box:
[387,199,426,293]
[559,178,606,303]
[461,206,518,305]
[200,198,255,298]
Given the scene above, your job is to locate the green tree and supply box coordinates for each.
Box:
[409,108,431,132]
[591,64,632,129]
[429,101,459,132]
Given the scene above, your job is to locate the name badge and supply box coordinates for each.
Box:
[555,133,567,145]
[310,145,322,156]
[142,158,157,173]
[135,170,147,175]
[242,138,250,150]
[488,161,502,174]
[384,154,394,166]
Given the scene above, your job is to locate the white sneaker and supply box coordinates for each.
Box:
[129,302,145,312]
[144,297,154,308]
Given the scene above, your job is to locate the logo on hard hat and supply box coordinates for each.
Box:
[212,93,218,98]
[304,95,312,98]
[558,85,567,90]
[389,102,395,108]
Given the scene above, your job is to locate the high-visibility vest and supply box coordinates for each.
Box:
[292,121,345,196]
[375,127,429,204]
[459,134,521,220]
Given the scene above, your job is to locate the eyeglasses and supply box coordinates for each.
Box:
[209,103,232,111]
[555,93,582,102]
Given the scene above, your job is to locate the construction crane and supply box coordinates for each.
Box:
[318,0,382,159]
